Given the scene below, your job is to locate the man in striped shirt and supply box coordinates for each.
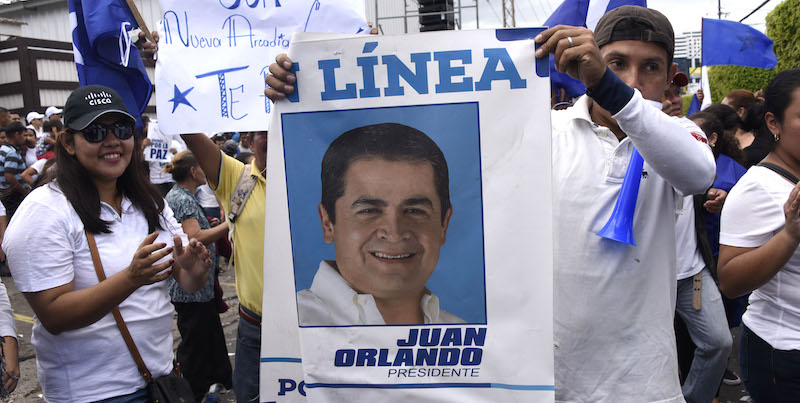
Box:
[0,122,30,217]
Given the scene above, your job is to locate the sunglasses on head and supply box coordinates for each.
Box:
[80,121,135,143]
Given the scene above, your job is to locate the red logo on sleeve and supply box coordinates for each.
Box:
[690,132,708,144]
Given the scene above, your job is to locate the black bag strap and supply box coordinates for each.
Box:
[757,162,800,184]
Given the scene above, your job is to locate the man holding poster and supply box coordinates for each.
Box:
[296,122,464,327]
[266,5,715,402]
[537,6,715,402]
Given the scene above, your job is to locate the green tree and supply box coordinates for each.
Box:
[707,0,800,103]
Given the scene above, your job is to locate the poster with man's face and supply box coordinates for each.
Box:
[263,30,554,402]
[283,105,486,328]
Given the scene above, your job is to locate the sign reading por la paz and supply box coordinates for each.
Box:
[154,0,369,135]
[263,29,555,402]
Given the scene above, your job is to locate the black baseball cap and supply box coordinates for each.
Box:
[594,6,674,59]
[63,85,135,131]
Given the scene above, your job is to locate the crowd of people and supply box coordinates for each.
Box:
[0,4,795,403]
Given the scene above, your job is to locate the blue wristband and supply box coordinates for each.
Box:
[585,68,634,115]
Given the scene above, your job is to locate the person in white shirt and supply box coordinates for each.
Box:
[26,111,44,138]
[670,114,732,403]
[538,6,714,402]
[265,5,715,401]
[142,116,186,196]
[0,200,18,396]
[296,123,463,326]
[44,106,62,121]
[20,157,54,187]
[22,128,37,168]
[718,68,800,402]
[3,85,210,402]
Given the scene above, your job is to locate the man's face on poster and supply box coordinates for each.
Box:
[319,158,452,301]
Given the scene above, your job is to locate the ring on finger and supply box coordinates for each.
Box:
[567,36,575,48]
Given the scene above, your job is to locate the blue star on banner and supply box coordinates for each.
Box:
[737,32,757,52]
[169,85,197,113]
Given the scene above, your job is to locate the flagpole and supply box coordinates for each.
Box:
[124,0,155,43]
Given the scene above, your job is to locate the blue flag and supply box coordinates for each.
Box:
[686,94,701,117]
[544,0,646,99]
[702,18,777,69]
[68,0,152,128]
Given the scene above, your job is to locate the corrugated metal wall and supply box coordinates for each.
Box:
[38,88,71,106]
[2,0,165,42]
[0,59,20,83]
[0,94,23,109]
[0,58,23,108]
[35,58,77,81]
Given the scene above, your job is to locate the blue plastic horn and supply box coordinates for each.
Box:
[596,148,644,246]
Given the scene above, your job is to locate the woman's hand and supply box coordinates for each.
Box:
[784,182,800,241]
[704,188,728,214]
[126,232,173,287]
[1,336,18,394]
[172,235,211,293]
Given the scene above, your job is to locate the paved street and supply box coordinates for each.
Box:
[0,266,751,403]
[2,266,239,402]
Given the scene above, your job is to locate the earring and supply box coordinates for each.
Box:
[774,132,780,142]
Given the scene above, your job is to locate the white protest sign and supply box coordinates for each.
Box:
[154,0,369,135]
[143,120,176,162]
[143,139,172,162]
[263,29,554,402]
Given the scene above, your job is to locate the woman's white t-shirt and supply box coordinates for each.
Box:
[2,184,188,402]
[720,166,800,350]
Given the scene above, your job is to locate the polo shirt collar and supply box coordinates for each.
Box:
[249,161,265,183]
[567,95,595,125]
[310,260,441,325]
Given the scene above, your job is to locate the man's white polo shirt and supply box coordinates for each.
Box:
[296,261,464,326]
[551,92,714,402]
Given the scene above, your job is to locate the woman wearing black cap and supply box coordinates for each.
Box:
[2,85,210,402]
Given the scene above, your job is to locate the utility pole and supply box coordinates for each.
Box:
[718,0,722,19]
[502,0,516,27]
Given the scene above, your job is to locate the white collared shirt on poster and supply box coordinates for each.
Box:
[296,261,464,327]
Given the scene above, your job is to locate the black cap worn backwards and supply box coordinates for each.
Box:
[594,5,675,60]
[63,85,135,131]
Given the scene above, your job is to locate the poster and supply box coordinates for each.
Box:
[154,0,369,135]
[263,29,554,402]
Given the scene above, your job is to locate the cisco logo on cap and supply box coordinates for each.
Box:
[85,90,114,106]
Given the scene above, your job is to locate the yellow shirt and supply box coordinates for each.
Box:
[212,152,265,316]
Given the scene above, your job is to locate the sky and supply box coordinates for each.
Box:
[461,0,782,35]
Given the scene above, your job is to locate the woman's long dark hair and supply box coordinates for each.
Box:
[689,111,746,166]
[55,129,164,234]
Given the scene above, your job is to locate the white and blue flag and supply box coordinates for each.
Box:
[69,0,152,128]
[544,0,647,99]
